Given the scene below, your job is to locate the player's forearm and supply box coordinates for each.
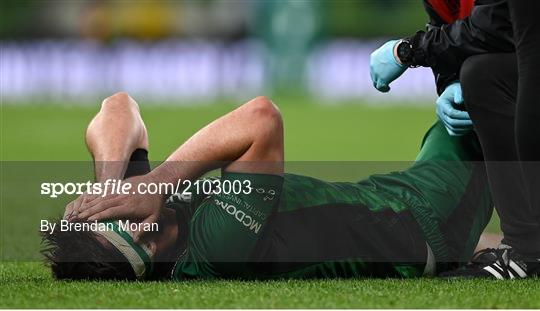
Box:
[146,98,277,187]
[145,105,257,187]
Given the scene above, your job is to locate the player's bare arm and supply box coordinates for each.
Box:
[75,95,284,241]
[64,92,149,221]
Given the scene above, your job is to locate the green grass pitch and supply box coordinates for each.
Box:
[1,99,538,308]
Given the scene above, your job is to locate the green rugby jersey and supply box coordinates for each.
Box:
[169,122,493,280]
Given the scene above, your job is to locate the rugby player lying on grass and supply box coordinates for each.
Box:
[42,92,497,280]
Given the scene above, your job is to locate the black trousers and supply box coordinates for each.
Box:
[508,1,540,256]
[461,53,540,256]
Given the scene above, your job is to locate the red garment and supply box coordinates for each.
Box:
[427,0,474,23]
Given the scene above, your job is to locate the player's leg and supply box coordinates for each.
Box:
[86,91,150,181]
[461,54,540,257]
[508,1,540,258]
[172,96,285,279]
[439,51,540,279]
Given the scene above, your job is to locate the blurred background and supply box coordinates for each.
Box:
[1,0,434,104]
[0,0,444,163]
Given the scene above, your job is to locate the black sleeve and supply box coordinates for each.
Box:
[411,0,514,94]
[123,149,151,179]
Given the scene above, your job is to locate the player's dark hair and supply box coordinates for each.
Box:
[40,219,137,280]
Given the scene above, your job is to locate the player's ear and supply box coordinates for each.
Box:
[145,241,157,258]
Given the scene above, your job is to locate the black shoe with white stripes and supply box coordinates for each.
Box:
[440,245,540,279]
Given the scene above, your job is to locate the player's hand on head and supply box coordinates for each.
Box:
[75,174,164,242]
[63,192,99,221]
[370,40,407,93]
[436,82,473,136]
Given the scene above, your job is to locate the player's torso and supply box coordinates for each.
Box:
[246,173,429,279]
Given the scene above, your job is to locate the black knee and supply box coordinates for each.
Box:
[460,54,517,116]
[460,55,498,109]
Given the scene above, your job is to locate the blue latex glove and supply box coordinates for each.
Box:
[370,40,407,92]
[436,82,473,136]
